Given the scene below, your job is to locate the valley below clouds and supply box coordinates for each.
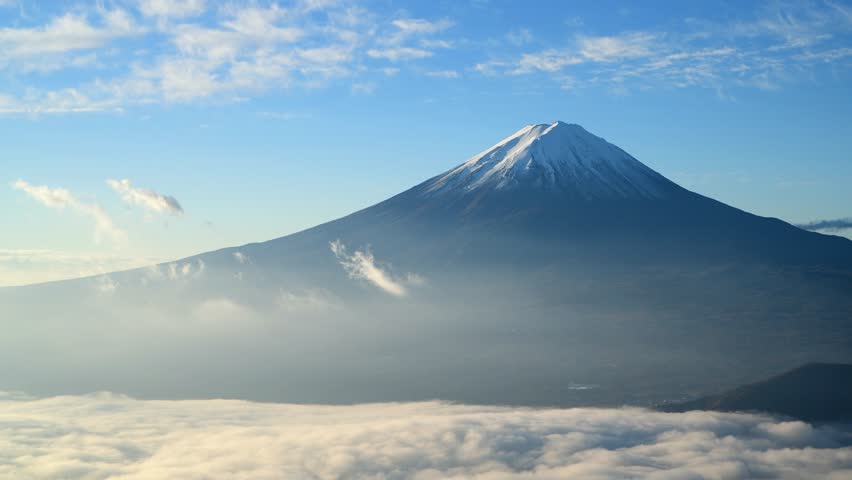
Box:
[2,392,851,480]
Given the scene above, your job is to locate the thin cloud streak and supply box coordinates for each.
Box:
[106,178,183,216]
[797,217,852,232]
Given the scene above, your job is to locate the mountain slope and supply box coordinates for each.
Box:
[660,363,852,422]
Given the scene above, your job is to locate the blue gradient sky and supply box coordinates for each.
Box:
[2,0,851,284]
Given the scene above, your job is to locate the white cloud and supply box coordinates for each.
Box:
[137,0,206,19]
[0,2,382,112]
[12,180,126,244]
[367,47,433,61]
[1,394,850,479]
[221,5,303,43]
[330,239,422,296]
[391,18,453,35]
[370,16,454,62]
[106,178,183,216]
[425,69,459,78]
[577,32,657,61]
[257,111,313,120]
[0,88,121,114]
[508,33,655,75]
[481,1,852,94]
[512,49,583,74]
[420,38,454,49]
[2,1,848,111]
[116,4,359,103]
[0,9,140,58]
[0,3,459,112]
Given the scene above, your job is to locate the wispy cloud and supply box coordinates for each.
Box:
[367,47,433,61]
[390,18,453,35]
[511,49,583,74]
[106,179,183,216]
[2,394,851,479]
[2,1,850,111]
[797,217,852,232]
[506,28,534,46]
[368,16,454,64]
[577,32,657,61]
[0,3,453,113]
[12,179,126,244]
[329,239,421,296]
[137,0,206,19]
[479,1,852,94]
[0,9,140,58]
[350,81,377,95]
[425,69,459,78]
[257,111,313,121]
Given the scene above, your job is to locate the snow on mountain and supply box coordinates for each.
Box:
[423,121,677,200]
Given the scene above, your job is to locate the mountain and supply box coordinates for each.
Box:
[3,121,852,406]
[212,121,852,270]
[659,363,852,422]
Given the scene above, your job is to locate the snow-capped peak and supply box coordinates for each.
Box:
[423,121,677,200]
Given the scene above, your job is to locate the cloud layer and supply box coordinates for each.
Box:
[1,393,851,479]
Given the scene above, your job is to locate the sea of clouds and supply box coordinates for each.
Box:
[1,392,852,479]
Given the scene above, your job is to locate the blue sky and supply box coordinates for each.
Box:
[2,0,851,285]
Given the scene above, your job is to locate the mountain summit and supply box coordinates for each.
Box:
[423,121,678,200]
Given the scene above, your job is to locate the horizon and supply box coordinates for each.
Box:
[2,0,852,286]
